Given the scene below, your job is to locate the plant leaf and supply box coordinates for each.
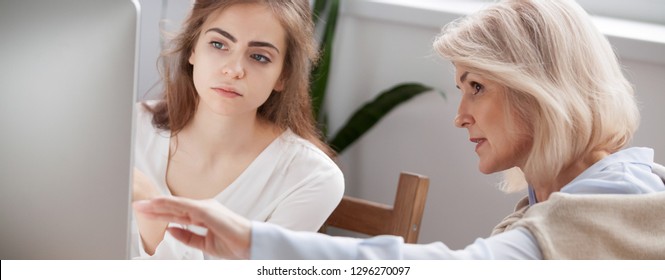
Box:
[329,83,440,153]
[310,0,339,132]
[312,0,327,20]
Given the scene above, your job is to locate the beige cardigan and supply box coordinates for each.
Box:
[492,164,665,259]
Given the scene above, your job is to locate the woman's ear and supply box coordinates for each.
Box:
[189,51,195,65]
[273,78,285,92]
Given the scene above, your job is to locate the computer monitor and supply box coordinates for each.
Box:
[0,0,139,259]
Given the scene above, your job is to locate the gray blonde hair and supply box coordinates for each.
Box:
[434,0,639,192]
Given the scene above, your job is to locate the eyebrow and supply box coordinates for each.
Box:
[459,71,470,83]
[455,71,470,89]
[206,28,236,42]
[248,41,280,54]
[205,27,280,54]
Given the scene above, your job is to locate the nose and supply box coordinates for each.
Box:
[454,114,472,128]
[454,100,473,128]
[221,54,245,79]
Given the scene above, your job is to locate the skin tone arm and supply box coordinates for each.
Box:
[133,196,251,259]
[132,168,169,255]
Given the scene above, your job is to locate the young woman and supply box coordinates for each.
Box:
[134,0,665,259]
[130,0,344,259]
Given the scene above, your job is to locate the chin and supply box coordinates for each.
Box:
[477,165,492,174]
[478,162,500,174]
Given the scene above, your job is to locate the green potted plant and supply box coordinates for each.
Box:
[311,0,444,153]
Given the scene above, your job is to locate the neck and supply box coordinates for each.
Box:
[529,150,610,202]
[175,104,277,160]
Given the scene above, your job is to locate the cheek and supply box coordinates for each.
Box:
[509,119,533,156]
[491,118,530,159]
[192,56,217,77]
[254,66,284,91]
[506,133,533,166]
[191,63,208,93]
[511,136,529,154]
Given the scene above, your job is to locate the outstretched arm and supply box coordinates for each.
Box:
[133,196,251,259]
[134,196,541,260]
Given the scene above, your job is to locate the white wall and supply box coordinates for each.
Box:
[136,0,191,100]
[135,0,665,250]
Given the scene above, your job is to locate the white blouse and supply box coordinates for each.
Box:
[130,101,344,259]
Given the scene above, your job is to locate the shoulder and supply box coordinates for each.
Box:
[134,100,168,131]
[562,147,665,195]
[273,129,344,189]
[277,130,340,172]
[135,100,157,125]
[134,100,169,148]
[516,191,665,259]
[135,100,161,119]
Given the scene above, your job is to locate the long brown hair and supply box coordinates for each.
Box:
[148,0,334,157]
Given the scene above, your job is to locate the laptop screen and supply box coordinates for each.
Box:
[0,0,139,259]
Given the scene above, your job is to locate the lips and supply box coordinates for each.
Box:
[470,138,487,152]
[212,87,242,98]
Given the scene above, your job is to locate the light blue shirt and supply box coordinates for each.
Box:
[251,147,665,259]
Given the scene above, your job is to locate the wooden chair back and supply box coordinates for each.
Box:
[321,172,429,243]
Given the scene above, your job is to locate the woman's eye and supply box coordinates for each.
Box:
[250,54,271,63]
[210,41,226,50]
[471,82,483,95]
